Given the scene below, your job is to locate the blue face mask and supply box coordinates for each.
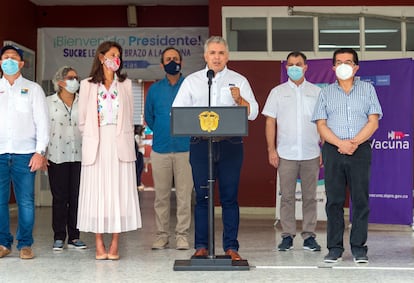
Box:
[164,61,181,75]
[1,58,20,76]
[287,65,303,81]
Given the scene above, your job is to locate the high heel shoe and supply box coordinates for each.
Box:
[108,244,119,260]
[95,253,108,260]
[107,253,120,260]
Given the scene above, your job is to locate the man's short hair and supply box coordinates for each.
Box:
[160,47,182,64]
[286,51,307,64]
[332,48,359,66]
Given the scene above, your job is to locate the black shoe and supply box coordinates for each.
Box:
[352,246,368,263]
[324,249,342,263]
[353,254,369,263]
[303,236,321,251]
[67,239,87,249]
[278,236,293,251]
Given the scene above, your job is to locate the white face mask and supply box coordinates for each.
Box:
[335,64,354,80]
[64,79,80,93]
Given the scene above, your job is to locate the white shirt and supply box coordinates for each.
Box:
[173,66,259,121]
[98,81,119,126]
[262,79,321,160]
[46,93,82,163]
[0,75,49,154]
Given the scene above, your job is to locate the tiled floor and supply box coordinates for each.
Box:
[2,190,414,282]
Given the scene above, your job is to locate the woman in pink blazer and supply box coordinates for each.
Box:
[77,41,142,260]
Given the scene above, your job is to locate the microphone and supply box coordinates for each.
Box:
[207,69,214,86]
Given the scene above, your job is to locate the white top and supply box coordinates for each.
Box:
[98,81,120,126]
[173,66,259,121]
[0,75,49,154]
[46,93,82,163]
[262,79,321,160]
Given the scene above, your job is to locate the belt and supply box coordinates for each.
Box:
[199,136,228,142]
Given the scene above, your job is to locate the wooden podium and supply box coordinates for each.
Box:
[171,106,250,271]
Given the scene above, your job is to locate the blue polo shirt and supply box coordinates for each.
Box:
[144,75,190,153]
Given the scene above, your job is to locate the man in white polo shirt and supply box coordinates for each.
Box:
[262,51,322,252]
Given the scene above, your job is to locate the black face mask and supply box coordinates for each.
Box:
[164,61,181,75]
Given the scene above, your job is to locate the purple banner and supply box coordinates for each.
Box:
[360,58,413,225]
[282,58,414,225]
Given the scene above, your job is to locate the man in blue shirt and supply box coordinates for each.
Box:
[312,48,383,264]
[145,47,193,250]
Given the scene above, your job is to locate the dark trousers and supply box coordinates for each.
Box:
[47,161,81,242]
[135,142,144,185]
[190,137,243,252]
[322,141,371,255]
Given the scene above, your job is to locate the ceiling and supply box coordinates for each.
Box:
[30,0,207,6]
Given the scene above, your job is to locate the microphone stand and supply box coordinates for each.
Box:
[207,70,215,258]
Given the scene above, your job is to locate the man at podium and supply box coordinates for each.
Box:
[172,36,258,261]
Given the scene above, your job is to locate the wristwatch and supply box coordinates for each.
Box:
[36,150,46,156]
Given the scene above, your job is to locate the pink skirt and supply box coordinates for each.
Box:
[77,125,142,233]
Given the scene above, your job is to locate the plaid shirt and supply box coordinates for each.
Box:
[312,78,383,139]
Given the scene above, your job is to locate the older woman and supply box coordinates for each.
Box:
[47,66,87,251]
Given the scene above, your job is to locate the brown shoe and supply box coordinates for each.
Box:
[193,248,208,257]
[19,247,34,259]
[0,245,11,258]
[225,249,242,261]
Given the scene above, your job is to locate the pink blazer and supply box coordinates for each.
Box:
[78,78,136,165]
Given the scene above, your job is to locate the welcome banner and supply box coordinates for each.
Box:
[282,58,413,225]
[37,27,208,82]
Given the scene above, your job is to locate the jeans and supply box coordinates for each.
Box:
[0,153,36,250]
[322,141,371,254]
[190,137,243,252]
[48,161,81,242]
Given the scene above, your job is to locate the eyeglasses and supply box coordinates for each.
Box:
[65,76,79,81]
[334,60,355,66]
